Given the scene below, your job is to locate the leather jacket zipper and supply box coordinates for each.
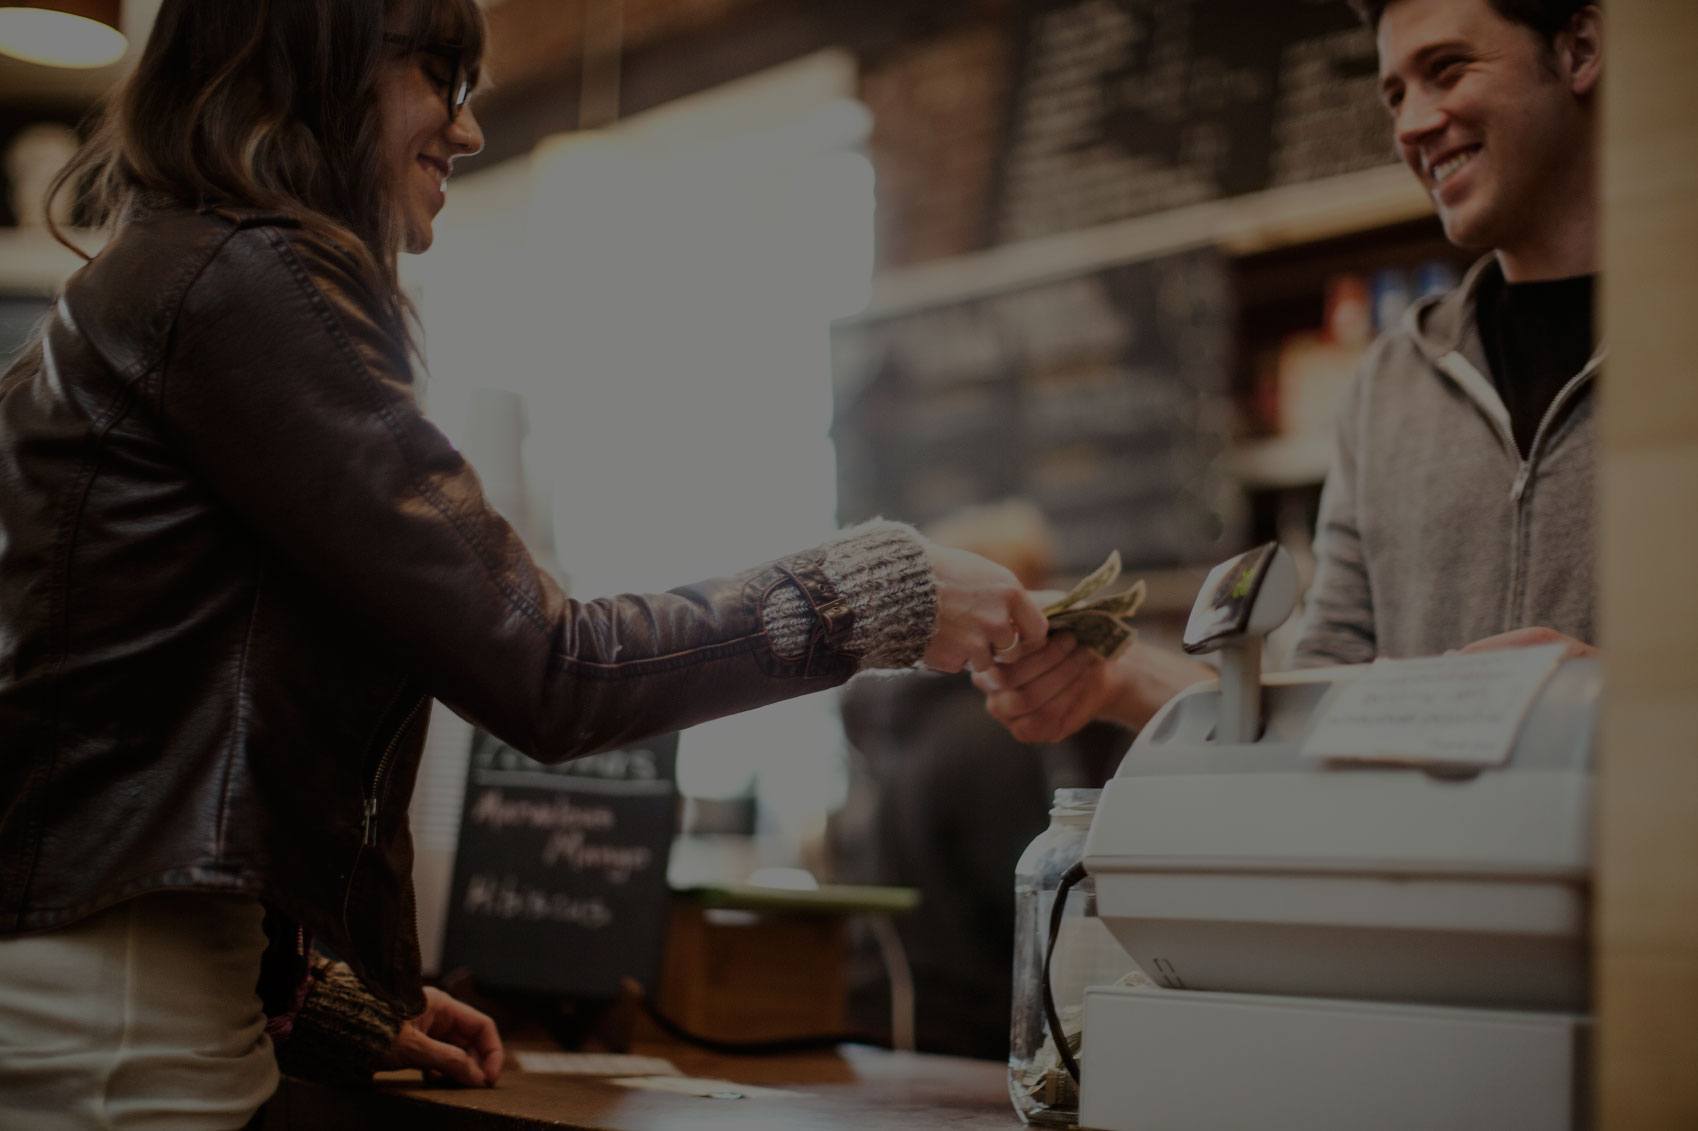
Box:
[363,694,426,847]
[342,690,426,935]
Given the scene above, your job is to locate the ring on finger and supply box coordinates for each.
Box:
[993,631,1023,662]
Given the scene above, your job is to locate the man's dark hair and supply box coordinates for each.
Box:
[1349,0,1597,45]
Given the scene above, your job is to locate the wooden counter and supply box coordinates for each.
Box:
[258,1042,1017,1130]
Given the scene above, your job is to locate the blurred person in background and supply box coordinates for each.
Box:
[834,501,1123,1059]
[0,3,1048,1127]
[978,0,1604,744]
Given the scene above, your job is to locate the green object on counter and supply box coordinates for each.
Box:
[678,882,920,915]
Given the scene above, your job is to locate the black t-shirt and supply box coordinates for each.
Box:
[1475,269,1597,460]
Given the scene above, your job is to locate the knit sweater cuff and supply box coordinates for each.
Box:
[762,520,937,669]
[273,955,404,1085]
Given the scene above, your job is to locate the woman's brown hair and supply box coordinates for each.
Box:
[45,0,485,346]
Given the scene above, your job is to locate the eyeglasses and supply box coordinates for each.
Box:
[383,33,472,122]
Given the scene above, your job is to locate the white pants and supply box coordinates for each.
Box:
[0,892,279,1130]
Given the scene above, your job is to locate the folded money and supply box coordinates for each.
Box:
[1044,550,1146,658]
[1043,550,1124,618]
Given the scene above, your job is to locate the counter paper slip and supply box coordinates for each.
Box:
[1299,643,1566,768]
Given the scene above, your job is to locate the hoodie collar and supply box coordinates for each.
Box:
[1406,252,1605,454]
[1404,253,1499,372]
[1399,255,1509,437]
[1405,252,1607,373]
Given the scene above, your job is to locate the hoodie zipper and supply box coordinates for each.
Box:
[1511,354,1602,504]
[1422,255,1605,636]
[1506,356,1602,628]
[1504,354,1601,627]
[1435,348,1601,633]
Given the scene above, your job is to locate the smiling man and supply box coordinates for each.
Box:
[975,0,1605,745]
[1298,0,1604,666]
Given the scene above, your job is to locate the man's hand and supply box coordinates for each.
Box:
[921,543,1049,673]
[972,634,1125,743]
[1459,626,1598,660]
[973,637,1216,743]
[382,986,505,1087]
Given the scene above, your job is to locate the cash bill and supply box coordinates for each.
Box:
[1043,550,1123,618]
[1043,551,1146,659]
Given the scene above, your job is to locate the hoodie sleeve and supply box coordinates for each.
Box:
[1293,358,1378,667]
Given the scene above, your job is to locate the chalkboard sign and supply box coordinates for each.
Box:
[832,247,1238,574]
[994,0,1393,242]
[440,730,679,999]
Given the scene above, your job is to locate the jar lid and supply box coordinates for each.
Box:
[1050,787,1100,818]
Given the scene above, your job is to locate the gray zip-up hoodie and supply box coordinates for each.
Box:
[1294,255,1603,666]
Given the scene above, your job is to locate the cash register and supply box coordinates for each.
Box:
[1075,543,1596,1131]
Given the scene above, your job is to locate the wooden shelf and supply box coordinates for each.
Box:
[856,164,1431,321]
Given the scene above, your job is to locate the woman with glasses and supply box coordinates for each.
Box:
[0,2,1047,1126]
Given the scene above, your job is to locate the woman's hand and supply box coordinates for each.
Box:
[921,543,1049,674]
[383,986,505,1087]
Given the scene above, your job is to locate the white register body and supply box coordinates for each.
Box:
[1073,544,1597,1131]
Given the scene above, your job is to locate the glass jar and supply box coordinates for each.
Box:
[1008,788,1145,1126]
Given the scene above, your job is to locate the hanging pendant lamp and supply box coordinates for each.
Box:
[0,1,126,69]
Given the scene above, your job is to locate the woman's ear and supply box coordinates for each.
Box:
[1562,5,1603,98]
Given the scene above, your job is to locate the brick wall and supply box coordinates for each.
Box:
[481,1,1016,271]
[859,17,1013,268]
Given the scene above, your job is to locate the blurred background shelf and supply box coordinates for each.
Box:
[859,164,1430,322]
[1227,434,1334,492]
[1134,564,1216,618]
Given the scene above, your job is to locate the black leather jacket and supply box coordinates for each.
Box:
[0,204,862,1012]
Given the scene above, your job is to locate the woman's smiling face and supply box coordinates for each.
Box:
[378,39,484,253]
